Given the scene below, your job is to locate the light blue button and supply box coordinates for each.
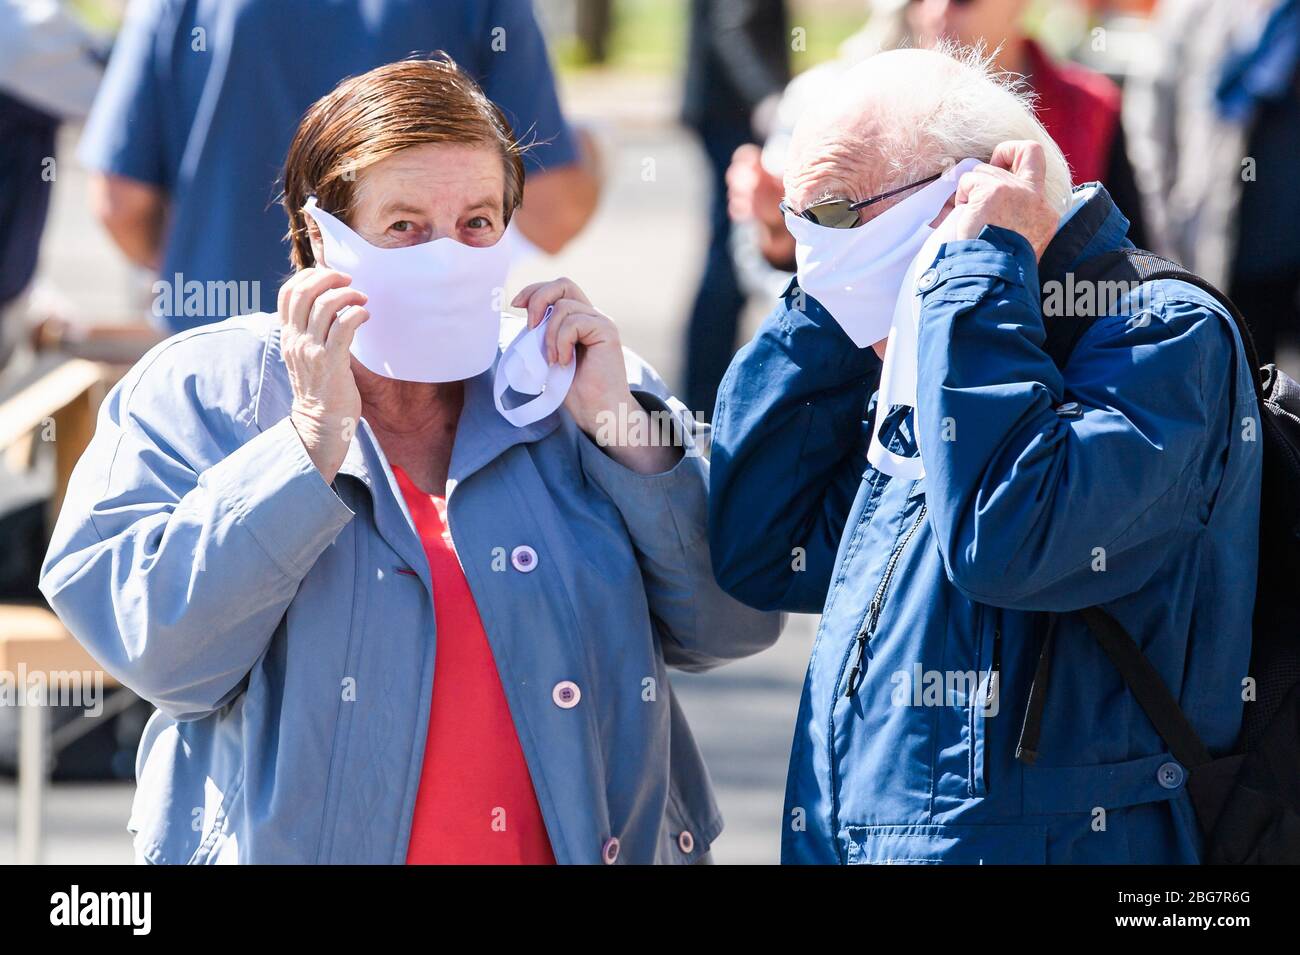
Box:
[917,268,939,292]
[1156,761,1185,790]
[1055,401,1083,419]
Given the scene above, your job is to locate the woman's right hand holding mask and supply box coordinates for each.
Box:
[279,268,370,482]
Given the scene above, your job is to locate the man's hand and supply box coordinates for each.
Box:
[949,141,1060,260]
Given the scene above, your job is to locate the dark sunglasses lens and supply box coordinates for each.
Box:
[804,199,859,229]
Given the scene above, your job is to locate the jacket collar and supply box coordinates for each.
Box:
[446,354,563,490]
[252,322,563,580]
[253,322,562,492]
[1037,182,1133,287]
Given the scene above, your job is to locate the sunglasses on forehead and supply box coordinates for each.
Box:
[783,171,943,229]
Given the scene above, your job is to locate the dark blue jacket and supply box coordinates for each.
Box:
[709,186,1262,863]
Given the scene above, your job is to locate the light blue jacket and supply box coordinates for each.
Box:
[710,187,1262,864]
[40,313,780,864]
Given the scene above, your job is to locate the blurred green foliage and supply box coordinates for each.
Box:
[555,0,868,75]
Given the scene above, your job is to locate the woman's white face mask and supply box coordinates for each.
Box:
[303,196,513,383]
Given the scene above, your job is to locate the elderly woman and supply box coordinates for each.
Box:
[40,56,779,865]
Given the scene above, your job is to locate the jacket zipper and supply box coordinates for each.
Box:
[844,502,928,697]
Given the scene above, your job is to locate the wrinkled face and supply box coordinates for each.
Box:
[783,115,896,228]
[783,113,951,230]
[309,141,506,258]
[906,0,1029,52]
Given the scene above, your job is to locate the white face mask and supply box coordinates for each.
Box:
[494,306,577,427]
[783,158,980,349]
[303,196,513,383]
[783,158,980,480]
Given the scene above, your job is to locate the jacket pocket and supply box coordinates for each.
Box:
[128,708,246,864]
[186,767,245,864]
[843,823,1046,864]
[967,612,1001,797]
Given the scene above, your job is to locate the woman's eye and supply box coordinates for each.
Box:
[390,221,412,233]
[467,216,492,230]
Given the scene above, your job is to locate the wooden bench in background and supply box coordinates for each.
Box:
[0,357,126,864]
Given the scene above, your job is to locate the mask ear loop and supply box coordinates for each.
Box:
[302,195,357,271]
[302,195,347,244]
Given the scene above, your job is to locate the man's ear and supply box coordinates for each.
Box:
[306,218,327,267]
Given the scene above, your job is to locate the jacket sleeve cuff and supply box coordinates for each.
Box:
[922,226,1039,306]
[781,279,882,379]
[577,394,709,550]
[198,416,355,578]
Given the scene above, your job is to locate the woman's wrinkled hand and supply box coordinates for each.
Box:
[510,277,632,436]
[278,267,370,483]
[510,278,681,474]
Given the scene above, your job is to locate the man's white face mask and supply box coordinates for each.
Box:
[303,196,513,383]
[783,158,981,479]
[782,157,979,348]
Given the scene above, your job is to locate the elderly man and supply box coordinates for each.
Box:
[709,46,1262,864]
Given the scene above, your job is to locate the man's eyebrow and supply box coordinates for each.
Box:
[810,189,849,205]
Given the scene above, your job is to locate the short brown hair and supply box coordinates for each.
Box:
[281,53,527,269]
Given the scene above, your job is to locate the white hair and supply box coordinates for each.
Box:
[834,43,1075,214]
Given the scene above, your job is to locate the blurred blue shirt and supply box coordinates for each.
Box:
[79,0,578,331]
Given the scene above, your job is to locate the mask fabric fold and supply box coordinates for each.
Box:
[494,305,577,427]
[783,157,982,479]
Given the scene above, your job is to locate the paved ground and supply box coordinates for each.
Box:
[1,70,817,865]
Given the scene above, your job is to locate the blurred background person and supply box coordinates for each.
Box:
[1125,0,1300,364]
[680,0,789,418]
[78,0,601,335]
[728,0,1148,292]
[727,12,905,291]
[905,0,1146,245]
[0,0,103,375]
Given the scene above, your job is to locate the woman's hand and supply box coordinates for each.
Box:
[278,267,370,483]
[510,278,681,474]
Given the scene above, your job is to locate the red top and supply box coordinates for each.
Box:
[395,465,555,865]
[1024,38,1122,187]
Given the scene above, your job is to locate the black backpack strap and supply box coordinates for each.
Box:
[1020,248,1248,770]
[1079,607,1213,769]
[1014,612,1058,766]
[1049,248,1267,404]
[1016,607,1213,769]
